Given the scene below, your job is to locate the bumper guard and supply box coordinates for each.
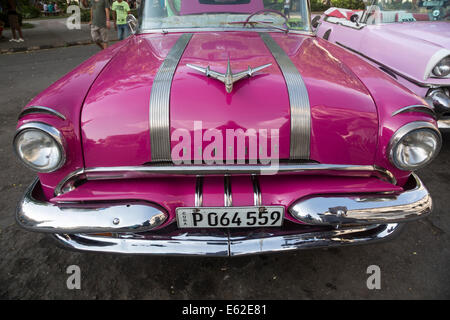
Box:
[16,179,168,234]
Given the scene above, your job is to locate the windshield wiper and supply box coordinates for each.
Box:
[227,20,289,33]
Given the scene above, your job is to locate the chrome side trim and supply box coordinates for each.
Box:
[388,121,442,171]
[335,42,444,88]
[18,106,66,121]
[149,33,192,162]
[392,105,436,119]
[224,175,232,207]
[53,223,402,256]
[13,121,66,173]
[54,163,397,196]
[259,32,311,160]
[251,175,262,206]
[195,176,203,207]
[289,173,431,227]
[17,179,168,234]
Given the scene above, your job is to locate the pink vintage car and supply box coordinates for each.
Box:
[313,0,450,130]
[13,0,441,256]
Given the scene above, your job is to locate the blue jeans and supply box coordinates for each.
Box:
[117,24,130,41]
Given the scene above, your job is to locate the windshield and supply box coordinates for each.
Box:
[140,0,311,32]
[364,0,449,24]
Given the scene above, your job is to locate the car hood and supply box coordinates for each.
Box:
[361,22,450,82]
[382,22,450,48]
[81,32,378,167]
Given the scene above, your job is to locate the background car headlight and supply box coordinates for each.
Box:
[13,122,65,172]
[389,122,441,171]
[432,56,450,78]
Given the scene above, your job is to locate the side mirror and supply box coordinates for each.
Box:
[127,14,138,34]
[311,15,321,29]
[350,14,360,25]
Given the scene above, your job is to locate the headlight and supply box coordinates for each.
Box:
[389,122,441,171]
[13,122,65,173]
[432,56,450,78]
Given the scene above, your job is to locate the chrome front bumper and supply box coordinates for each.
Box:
[17,173,430,255]
[53,223,402,256]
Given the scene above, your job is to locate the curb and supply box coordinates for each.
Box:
[0,39,94,54]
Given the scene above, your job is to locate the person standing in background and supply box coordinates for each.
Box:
[0,1,5,41]
[89,0,111,49]
[7,0,24,42]
[0,18,4,41]
[111,0,130,40]
[283,0,290,19]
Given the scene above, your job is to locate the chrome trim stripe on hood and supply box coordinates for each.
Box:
[259,33,311,160]
[149,33,193,162]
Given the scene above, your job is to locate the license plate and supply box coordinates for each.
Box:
[176,206,284,228]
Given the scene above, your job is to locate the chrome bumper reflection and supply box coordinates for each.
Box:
[53,223,402,256]
[289,173,431,226]
[438,117,450,131]
[16,179,168,234]
[426,89,450,131]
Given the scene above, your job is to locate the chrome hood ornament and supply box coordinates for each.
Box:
[186,58,271,93]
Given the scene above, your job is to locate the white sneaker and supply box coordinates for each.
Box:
[9,38,18,42]
[17,38,24,42]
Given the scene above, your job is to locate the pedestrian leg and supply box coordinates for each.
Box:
[17,26,24,40]
[117,25,124,40]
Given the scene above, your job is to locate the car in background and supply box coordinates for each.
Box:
[14,0,441,256]
[313,0,450,130]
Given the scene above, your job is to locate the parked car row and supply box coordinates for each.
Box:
[13,0,447,256]
[313,0,450,129]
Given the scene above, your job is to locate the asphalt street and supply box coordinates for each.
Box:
[0,18,119,53]
[0,45,449,299]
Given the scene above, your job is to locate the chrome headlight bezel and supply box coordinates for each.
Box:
[388,121,442,171]
[432,56,450,78]
[13,122,66,173]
